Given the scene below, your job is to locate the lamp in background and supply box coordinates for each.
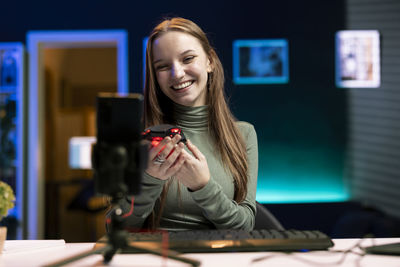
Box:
[69,136,96,170]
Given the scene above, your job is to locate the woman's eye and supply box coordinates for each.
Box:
[155,65,169,71]
[183,56,195,63]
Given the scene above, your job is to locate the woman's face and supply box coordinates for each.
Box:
[152,31,212,107]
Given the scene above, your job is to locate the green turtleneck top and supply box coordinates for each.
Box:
[122,104,258,231]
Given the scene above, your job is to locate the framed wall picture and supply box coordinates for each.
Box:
[233,39,289,84]
[335,30,380,88]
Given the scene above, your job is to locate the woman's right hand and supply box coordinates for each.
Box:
[145,134,186,180]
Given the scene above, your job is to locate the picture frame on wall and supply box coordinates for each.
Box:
[233,39,289,84]
[335,30,380,88]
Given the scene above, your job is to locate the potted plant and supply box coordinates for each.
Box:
[0,180,15,253]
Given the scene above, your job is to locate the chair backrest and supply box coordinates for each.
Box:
[254,202,285,230]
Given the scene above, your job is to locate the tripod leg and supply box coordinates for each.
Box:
[103,246,118,263]
[43,245,110,267]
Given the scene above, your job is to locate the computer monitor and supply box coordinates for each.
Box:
[69,136,96,169]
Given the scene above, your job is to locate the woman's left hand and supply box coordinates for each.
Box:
[175,140,210,191]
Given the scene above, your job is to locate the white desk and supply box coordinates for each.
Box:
[1,238,399,267]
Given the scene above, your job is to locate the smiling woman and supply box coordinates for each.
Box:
[112,17,260,232]
[152,31,212,107]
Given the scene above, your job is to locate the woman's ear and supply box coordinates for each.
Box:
[207,57,213,73]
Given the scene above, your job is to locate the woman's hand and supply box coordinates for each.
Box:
[176,140,210,191]
[145,134,186,180]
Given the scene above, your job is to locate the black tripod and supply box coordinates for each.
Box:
[44,197,200,266]
[44,143,200,267]
[103,193,200,266]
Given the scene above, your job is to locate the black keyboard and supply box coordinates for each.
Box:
[115,229,334,253]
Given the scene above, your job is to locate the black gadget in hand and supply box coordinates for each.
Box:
[142,124,187,147]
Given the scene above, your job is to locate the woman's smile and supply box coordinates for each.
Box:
[172,80,194,91]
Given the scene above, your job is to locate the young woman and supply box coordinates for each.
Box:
[122,17,258,231]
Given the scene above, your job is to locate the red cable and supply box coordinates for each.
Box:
[122,196,135,218]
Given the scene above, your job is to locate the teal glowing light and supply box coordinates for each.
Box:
[256,184,349,203]
[255,144,349,204]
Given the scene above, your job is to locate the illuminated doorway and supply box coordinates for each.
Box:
[27,30,128,239]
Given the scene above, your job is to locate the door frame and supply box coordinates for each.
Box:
[26,30,128,239]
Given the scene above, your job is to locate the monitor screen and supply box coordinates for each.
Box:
[335,30,380,88]
[233,39,289,84]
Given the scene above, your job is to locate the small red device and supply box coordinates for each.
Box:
[142,124,187,147]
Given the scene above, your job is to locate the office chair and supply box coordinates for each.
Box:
[254,202,285,230]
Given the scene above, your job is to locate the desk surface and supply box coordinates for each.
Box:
[1,238,400,267]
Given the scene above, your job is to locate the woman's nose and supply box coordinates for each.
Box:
[171,63,185,79]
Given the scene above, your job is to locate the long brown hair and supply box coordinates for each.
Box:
[144,17,248,228]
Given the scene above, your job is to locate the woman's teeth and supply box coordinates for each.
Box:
[173,81,192,90]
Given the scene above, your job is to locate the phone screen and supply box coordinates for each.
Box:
[97,93,144,144]
[94,93,145,196]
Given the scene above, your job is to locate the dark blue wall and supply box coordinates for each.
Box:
[0,0,347,203]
